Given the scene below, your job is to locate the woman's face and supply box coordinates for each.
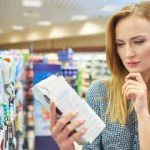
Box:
[115,15,150,78]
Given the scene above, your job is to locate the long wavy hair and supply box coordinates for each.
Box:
[105,1,150,125]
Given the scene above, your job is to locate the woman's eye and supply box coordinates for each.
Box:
[135,40,144,44]
[116,43,124,47]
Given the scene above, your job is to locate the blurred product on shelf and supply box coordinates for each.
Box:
[73,52,111,99]
[23,61,35,150]
[0,49,28,150]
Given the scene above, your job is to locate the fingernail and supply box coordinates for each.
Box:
[72,111,78,116]
[79,119,85,123]
[81,128,87,133]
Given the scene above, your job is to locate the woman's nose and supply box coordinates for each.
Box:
[125,45,136,58]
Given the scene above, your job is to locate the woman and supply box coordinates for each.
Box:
[50,1,150,150]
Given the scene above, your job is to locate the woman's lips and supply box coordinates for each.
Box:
[127,62,139,67]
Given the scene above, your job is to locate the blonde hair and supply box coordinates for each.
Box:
[105,1,150,125]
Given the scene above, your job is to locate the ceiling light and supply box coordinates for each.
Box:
[12,26,24,31]
[99,5,119,12]
[38,21,51,26]
[23,12,39,18]
[71,15,89,21]
[79,22,104,35]
[22,0,42,8]
[0,30,3,34]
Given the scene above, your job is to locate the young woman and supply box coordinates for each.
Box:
[50,1,150,150]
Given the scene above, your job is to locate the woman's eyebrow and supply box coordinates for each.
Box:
[116,35,146,42]
[115,39,124,42]
[130,35,146,40]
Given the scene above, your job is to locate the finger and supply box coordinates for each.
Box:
[122,80,138,94]
[123,85,139,95]
[123,81,143,98]
[50,101,57,129]
[125,88,140,101]
[125,73,145,83]
[125,78,139,85]
[52,112,78,136]
[59,119,85,139]
[67,127,87,144]
[124,89,133,100]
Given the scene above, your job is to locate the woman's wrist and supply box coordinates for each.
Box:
[137,112,150,120]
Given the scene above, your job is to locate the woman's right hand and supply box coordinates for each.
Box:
[50,101,87,150]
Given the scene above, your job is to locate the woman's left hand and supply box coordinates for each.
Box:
[122,73,149,116]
